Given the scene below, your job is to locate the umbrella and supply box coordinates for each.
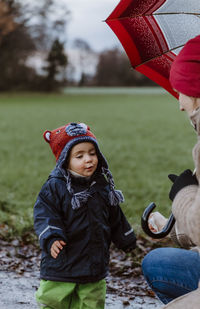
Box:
[106,0,200,98]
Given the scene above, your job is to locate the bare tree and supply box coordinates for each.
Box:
[0,0,71,91]
[25,0,71,51]
[94,48,155,87]
[0,0,36,90]
[73,39,97,86]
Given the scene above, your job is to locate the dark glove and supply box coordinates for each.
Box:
[168,169,198,201]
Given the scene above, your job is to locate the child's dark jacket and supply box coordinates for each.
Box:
[34,168,136,283]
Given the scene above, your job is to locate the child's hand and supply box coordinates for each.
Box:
[51,240,66,259]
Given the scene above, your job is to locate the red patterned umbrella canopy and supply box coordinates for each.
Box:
[106,0,200,98]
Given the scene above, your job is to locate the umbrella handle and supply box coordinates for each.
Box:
[141,202,176,239]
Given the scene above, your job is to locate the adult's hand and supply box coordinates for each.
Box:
[168,169,198,201]
[148,211,168,233]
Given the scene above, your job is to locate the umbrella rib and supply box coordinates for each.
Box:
[107,12,200,22]
[135,45,184,68]
[153,12,200,16]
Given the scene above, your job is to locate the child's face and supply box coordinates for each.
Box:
[68,142,98,177]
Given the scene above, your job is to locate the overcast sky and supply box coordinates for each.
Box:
[66,0,122,51]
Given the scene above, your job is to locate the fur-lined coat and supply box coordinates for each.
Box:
[163,108,200,308]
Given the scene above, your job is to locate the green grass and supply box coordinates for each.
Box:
[0,91,196,240]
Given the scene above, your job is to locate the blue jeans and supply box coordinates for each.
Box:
[142,247,200,304]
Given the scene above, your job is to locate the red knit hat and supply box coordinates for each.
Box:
[169,35,200,98]
[43,122,96,161]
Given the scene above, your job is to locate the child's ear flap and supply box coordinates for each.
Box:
[43,130,51,143]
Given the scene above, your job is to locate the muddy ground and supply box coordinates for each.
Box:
[0,238,164,308]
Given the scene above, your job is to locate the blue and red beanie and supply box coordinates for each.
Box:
[44,122,98,161]
[43,122,124,209]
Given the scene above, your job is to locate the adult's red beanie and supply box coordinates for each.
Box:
[169,35,200,98]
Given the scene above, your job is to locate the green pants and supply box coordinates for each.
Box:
[35,279,106,309]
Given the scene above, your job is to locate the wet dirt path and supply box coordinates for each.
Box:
[0,239,162,308]
[0,271,161,309]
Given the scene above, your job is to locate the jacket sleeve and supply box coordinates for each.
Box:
[34,179,67,252]
[172,184,200,246]
[170,222,195,248]
[109,204,136,252]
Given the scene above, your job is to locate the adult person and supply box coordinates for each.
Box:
[142,35,200,308]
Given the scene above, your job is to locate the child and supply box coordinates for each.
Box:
[34,122,136,309]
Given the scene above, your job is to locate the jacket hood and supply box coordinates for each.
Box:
[49,136,124,210]
[55,136,109,175]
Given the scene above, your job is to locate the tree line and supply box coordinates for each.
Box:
[0,0,155,92]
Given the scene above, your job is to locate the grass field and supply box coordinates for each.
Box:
[0,89,196,240]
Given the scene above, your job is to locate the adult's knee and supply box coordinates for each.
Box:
[142,248,164,282]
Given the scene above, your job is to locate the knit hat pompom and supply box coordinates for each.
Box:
[44,122,124,208]
[169,35,200,98]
